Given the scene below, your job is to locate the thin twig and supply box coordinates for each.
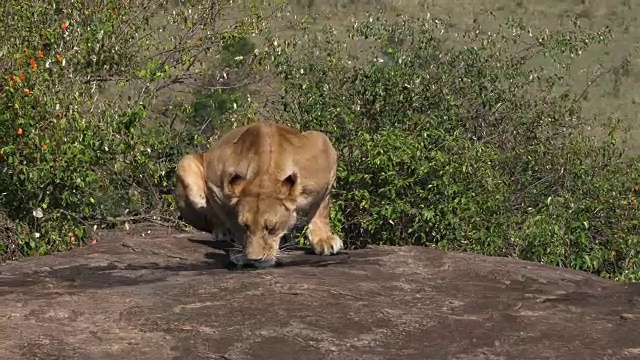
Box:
[565,61,626,115]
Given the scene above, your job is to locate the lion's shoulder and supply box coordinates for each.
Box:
[201,122,335,193]
[206,122,325,165]
[232,121,303,152]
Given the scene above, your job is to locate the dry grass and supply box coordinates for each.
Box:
[273,0,640,152]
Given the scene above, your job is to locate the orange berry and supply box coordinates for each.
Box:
[29,57,37,71]
[42,144,48,151]
[16,128,23,135]
[19,74,24,82]
[38,51,44,58]
[56,54,63,62]
[61,22,68,31]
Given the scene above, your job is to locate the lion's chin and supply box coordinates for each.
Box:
[227,250,277,270]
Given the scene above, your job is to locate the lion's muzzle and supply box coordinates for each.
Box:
[228,248,277,269]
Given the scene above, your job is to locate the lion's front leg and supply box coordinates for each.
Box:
[176,152,238,244]
[306,193,343,255]
[175,153,214,234]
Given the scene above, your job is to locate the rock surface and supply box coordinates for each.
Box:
[0,228,639,360]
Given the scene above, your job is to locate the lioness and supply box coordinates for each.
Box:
[175,121,343,268]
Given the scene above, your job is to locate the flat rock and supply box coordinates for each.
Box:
[0,230,639,360]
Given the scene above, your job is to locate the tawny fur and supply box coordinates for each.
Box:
[175,121,343,263]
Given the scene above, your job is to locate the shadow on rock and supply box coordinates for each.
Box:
[0,259,231,291]
[0,240,368,292]
[188,237,357,271]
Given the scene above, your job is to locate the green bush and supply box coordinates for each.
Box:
[187,35,257,137]
[255,13,640,281]
[0,0,268,259]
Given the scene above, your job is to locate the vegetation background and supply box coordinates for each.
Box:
[1,0,639,281]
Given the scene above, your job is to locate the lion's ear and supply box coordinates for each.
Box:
[282,172,299,209]
[282,172,300,196]
[224,173,246,198]
[282,172,297,189]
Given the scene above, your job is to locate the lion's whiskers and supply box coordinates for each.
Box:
[278,238,300,250]
[226,236,302,266]
[226,241,243,250]
[228,251,246,267]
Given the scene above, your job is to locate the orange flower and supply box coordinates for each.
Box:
[61,22,68,31]
[38,51,44,58]
[29,57,37,71]
[56,53,63,62]
[19,74,25,82]
[16,128,23,135]
[24,88,30,96]
[42,144,48,151]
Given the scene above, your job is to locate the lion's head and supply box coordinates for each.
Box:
[224,171,300,267]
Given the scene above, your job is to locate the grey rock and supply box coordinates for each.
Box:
[0,228,638,360]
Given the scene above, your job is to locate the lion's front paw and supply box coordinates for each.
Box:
[310,234,343,256]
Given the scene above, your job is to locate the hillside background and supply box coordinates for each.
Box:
[257,0,640,151]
